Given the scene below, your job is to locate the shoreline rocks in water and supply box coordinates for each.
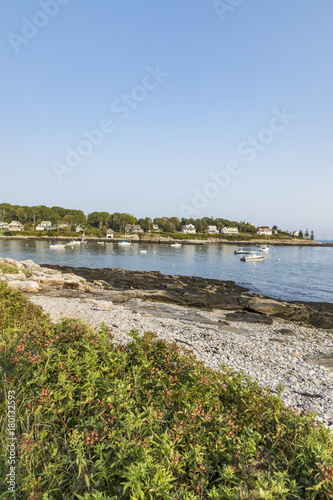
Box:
[40,263,333,330]
[1,257,333,329]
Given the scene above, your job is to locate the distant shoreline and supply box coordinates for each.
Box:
[0,235,331,246]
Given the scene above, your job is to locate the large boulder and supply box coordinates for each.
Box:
[239,296,309,320]
[6,280,40,293]
[4,258,23,269]
[83,298,113,309]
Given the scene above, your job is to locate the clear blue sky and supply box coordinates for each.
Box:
[1,1,332,239]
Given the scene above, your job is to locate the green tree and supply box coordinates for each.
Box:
[138,217,152,232]
[64,215,75,231]
[87,212,110,229]
[299,230,303,238]
[310,230,314,240]
[110,213,137,232]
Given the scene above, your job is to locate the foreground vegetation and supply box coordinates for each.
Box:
[0,283,332,499]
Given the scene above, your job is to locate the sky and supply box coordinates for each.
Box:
[1,1,332,239]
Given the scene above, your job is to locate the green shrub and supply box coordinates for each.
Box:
[0,263,19,274]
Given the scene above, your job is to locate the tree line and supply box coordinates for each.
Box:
[0,203,258,234]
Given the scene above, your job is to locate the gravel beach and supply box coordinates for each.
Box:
[28,293,333,432]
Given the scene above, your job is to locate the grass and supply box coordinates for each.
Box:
[0,282,332,499]
[0,262,29,277]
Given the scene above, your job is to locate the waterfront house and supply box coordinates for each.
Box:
[125,224,143,234]
[8,221,25,232]
[221,227,239,235]
[0,222,9,230]
[152,224,162,233]
[106,229,114,238]
[181,224,196,234]
[36,221,53,231]
[56,222,69,229]
[257,226,272,236]
[292,230,300,237]
[207,225,219,234]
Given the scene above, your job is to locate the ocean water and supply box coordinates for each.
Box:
[0,240,332,304]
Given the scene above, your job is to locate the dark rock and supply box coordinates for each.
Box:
[308,312,333,330]
[306,354,333,371]
[39,264,332,329]
[165,283,184,290]
[225,311,273,324]
[274,328,298,337]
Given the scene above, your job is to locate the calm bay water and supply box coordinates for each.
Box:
[1,240,332,303]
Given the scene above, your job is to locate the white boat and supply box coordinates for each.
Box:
[118,229,131,246]
[97,241,105,245]
[49,243,66,249]
[234,247,250,254]
[170,243,181,248]
[258,245,269,252]
[66,240,80,246]
[140,249,147,253]
[240,252,265,262]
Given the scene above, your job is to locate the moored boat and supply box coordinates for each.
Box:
[234,247,250,254]
[49,243,66,249]
[240,252,265,262]
[66,240,80,246]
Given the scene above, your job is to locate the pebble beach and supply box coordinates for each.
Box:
[28,293,333,433]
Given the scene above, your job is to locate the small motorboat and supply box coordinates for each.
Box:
[240,252,265,262]
[170,243,181,248]
[234,247,250,254]
[140,249,147,254]
[118,241,131,246]
[97,242,105,245]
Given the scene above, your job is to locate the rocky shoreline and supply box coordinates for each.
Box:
[2,256,333,329]
[39,264,333,331]
[1,257,332,430]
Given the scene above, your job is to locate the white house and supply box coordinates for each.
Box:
[8,221,25,232]
[56,222,69,229]
[292,230,300,237]
[0,222,9,230]
[221,227,238,235]
[106,229,114,238]
[257,226,272,236]
[207,225,219,234]
[152,224,162,233]
[36,221,54,231]
[181,224,196,234]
